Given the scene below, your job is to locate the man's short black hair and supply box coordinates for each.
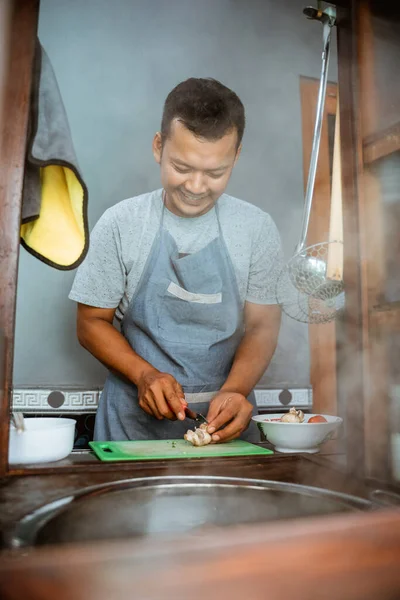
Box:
[161,78,245,149]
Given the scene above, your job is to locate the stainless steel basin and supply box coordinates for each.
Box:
[8,476,373,548]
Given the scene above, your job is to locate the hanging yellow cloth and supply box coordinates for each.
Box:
[21,40,88,269]
[21,165,87,267]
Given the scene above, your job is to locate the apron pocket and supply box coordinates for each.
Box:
[167,281,222,304]
[158,283,231,345]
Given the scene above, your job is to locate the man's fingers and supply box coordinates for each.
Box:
[211,417,243,443]
[145,377,185,421]
[174,381,185,402]
[206,393,235,427]
[206,397,223,424]
[212,410,252,443]
[207,404,236,434]
[151,385,176,420]
[139,401,153,417]
[138,370,187,421]
[144,394,164,420]
[164,383,186,420]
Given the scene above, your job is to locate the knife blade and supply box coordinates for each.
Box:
[184,407,208,426]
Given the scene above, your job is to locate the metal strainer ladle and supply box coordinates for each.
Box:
[276,7,344,324]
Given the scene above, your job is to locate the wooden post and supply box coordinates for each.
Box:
[336,0,367,477]
[0,0,39,476]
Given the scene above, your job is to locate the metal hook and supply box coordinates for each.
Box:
[303,5,336,26]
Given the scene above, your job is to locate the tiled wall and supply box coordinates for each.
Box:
[12,387,313,413]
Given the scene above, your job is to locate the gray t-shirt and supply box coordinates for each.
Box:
[69,189,283,319]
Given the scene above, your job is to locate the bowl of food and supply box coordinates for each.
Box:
[252,408,342,453]
[9,417,76,465]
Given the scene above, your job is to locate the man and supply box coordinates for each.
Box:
[69,77,282,443]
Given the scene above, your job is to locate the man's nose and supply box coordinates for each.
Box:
[185,172,207,195]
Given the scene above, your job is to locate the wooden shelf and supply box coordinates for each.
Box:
[363,121,400,164]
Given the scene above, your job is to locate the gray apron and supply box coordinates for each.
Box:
[94,197,259,442]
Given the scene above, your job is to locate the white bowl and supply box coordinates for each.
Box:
[8,417,76,465]
[252,413,342,454]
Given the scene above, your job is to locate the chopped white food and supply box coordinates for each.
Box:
[184,423,212,446]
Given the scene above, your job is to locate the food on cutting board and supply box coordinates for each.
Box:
[184,423,212,446]
[280,407,305,423]
[308,415,328,423]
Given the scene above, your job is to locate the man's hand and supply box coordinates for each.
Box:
[203,302,281,443]
[206,391,253,443]
[137,369,187,421]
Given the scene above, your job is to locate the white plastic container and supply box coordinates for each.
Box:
[8,418,76,465]
[252,413,342,453]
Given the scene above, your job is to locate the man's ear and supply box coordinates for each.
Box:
[152,132,163,164]
[234,143,242,166]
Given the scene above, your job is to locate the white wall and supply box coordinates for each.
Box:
[13,0,337,388]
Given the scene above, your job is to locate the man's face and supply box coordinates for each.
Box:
[153,119,241,218]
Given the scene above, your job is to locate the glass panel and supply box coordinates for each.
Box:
[373,153,400,303]
[370,3,400,134]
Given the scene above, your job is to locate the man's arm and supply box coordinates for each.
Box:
[77,303,186,420]
[221,301,281,396]
[206,301,281,442]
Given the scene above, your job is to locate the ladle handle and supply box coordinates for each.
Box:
[326,93,344,281]
[295,20,333,253]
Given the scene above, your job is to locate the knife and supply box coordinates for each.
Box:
[184,407,208,427]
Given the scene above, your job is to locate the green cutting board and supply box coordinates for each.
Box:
[89,439,273,462]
